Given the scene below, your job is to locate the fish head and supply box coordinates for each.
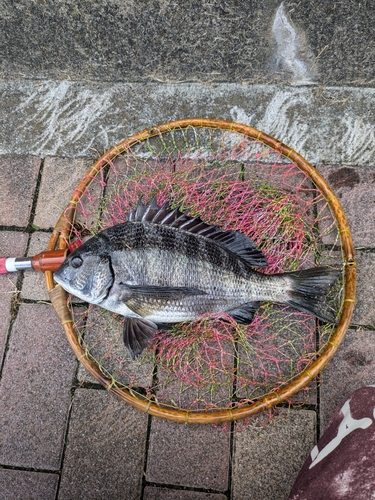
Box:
[54,242,114,304]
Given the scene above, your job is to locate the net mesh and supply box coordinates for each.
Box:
[62,126,344,416]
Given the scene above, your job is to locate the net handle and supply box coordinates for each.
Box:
[45,118,356,424]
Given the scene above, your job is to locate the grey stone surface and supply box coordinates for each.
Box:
[351,251,375,326]
[33,156,93,229]
[314,245,365,328]
[1,1,374,86]
[318,165,375,248]
[0,303,76,469]
[320,328,375,432]
[58,388,148,500]
[20,230,52,301]
[320,248,375,328]
[143,487,227,500]
[0,469,58,500]
[0,156,41,226]
[146,418,230,491]
[0,231,28,365]
[2,81,375,167]
[232,409,316,500]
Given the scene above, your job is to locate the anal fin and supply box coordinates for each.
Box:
[227,301,260,324]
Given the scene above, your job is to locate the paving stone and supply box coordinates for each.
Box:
[75,307,154,389]
[236,311,318,406]
[320,249,375,327]
[0,469,58,500]
[0,231,28,366]
[146,418,230,491]
[33,156,94,229]
[318,165,375,247]
[143,487,227,500]
[319,328,375,433]
[351,251,375,326]
[0,230,29,257]
[58,389,148,499]
[0,156,41,226]
[232,409,316,500]
[0,303,76,469]
[20,231,52,301]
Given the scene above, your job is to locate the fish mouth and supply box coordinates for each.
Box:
[53,272,66,289]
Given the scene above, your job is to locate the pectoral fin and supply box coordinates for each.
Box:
[123,316,158,359]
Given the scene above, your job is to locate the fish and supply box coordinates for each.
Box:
[53,198,340,359]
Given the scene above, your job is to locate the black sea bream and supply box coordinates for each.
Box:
[54,199,340,359]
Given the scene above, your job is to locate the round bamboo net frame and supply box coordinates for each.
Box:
[45,118,355,424]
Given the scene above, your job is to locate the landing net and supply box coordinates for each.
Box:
[46,119,355,424]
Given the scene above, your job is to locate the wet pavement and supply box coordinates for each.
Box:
[0,149,373,499]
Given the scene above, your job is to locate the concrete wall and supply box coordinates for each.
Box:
[1,0,375,166]
[2,0,374,86]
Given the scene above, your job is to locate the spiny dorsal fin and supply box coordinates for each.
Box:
[127,198,268,268]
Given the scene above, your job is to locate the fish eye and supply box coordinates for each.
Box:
[71,256,83,269]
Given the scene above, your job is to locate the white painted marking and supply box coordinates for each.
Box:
[340,113,375,165]
[256,91,310,150]
[309,399,373,469]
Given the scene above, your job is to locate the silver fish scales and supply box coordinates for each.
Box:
[54,198,340,359]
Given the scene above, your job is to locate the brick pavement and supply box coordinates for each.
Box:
[0,154,373,500]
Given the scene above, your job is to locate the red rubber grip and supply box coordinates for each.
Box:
[0,257,8,274]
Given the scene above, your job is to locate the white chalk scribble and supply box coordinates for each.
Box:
[2,81,375,167]
[14,81,121,156]
[271,2,316,84]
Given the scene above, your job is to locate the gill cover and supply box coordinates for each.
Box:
[54,250,114,304]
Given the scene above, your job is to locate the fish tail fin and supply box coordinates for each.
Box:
[284,267,341,323]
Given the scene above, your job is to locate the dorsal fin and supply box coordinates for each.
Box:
[127,198,268,268]
[210,231,268,267]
